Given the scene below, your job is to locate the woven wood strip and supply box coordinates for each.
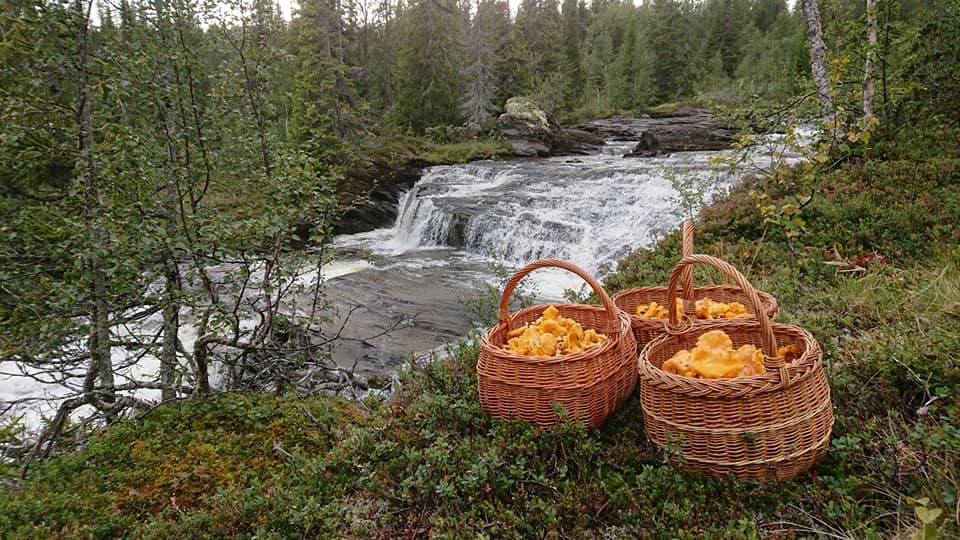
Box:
[639,324,821,398]
[683,429,834,467]
[680,220,694,297]
[637,254,833,481]
[643,393,832,434]
[478,259,638,428]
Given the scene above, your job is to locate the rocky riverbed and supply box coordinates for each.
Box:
[568,106,736,155]
[318,249,488,385]
[337,104,740,237]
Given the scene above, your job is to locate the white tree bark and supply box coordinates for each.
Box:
[862,0,878,128]
[801,0,835,125]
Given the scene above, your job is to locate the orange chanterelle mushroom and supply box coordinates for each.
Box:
[635,299,683,320]
[635,297,749,320]
[503,305,607,357]
[660,329,799,379]
[694,297,749,319]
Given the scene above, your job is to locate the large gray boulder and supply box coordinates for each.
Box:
[496,97,562,157]
[497,97,605,156]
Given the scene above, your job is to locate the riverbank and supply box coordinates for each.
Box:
[334,104,739,236]
[0,107,748,436]
[2,128,957,537]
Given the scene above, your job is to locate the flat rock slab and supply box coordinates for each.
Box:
[570,107,736,153]
[319,251,486,382]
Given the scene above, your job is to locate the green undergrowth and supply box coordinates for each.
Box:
[2,142,959,538]
[418,140,512,165]
[362,133,511,169]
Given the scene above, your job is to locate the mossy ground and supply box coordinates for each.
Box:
[1,133,958,539]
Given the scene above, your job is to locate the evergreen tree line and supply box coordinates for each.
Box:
[335,0,812,132]
[299,0,959,134]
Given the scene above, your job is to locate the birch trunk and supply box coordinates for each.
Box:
[800,0,835,125]
[154,0,183,401]
[862,0,878,128]
[161,262,180,401]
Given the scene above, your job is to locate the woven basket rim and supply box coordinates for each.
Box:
[637,254,815,391]
[640,322,823,395]
[480,305,630,364]
[612,285,780,321]
[477,259,639,429]
[480,304,631,358]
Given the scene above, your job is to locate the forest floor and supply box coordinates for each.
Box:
[1,129,958,539]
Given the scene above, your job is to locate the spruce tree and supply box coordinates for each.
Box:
[393,0,464,132]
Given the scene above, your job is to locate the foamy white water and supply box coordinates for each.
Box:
[332,149,753,299]
[0,257,377,433]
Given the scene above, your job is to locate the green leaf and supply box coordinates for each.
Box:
[944,484,956,507]
[915,506,942,525]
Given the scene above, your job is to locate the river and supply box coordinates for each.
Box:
[1,130,801,429]
[318,140,772,379]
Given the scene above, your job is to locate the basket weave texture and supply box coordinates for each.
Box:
[478,259,637,428]
[613,221,780,347]
[639,254,834,481]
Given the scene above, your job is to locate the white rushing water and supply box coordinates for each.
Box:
[0,258,376,431]
[333,145,758,296]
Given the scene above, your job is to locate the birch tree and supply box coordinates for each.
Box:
[862,0,878,128]
[800,0,835,127]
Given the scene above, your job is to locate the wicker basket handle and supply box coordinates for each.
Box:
[665,254,790,387]
[680,220,694,299]
[498,258,620,333]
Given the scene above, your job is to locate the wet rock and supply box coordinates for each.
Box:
[570,107,735,154]
[318,255,481,377]
[333,158,427,235]
[444,213,470,248]
[624,131,662,158]
[496,97,561,157]
[552,128,605,155]
[497,98,606,157]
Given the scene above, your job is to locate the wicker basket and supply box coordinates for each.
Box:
[639,254,833,481]
[478,259,638,428]
[613,221,780,347]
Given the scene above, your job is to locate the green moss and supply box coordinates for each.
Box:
[419,139,512,165]
[502,96,551,128]
[643,100,703,116]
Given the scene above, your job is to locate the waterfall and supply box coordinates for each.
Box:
[363,153,735,276]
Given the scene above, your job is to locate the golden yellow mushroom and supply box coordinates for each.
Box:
[502,305,606,357]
